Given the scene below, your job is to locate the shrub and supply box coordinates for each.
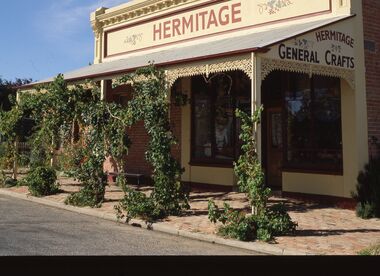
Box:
[65,171,108,208]
[65,185,104,208]
[208,201,297,242]
[25,166,59,197]
[115,188,166,224]
[353,158,380,219]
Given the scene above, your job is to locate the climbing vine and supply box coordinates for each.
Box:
[2,65,188,214]
[0,75,131,207]
[234,106,270,215]
[114,64,189,222]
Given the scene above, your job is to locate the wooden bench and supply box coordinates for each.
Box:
[108,172,144,186]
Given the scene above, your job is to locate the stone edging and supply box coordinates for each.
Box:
[0,189,310,256]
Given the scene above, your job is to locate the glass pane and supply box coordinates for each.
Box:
[285,73,312,164]
[313,76,342,166]
[193,89,212,159]
[214,75,234,160]
[271,113,282,148]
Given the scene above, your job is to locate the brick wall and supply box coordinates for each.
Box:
[103,81,182,180]
[363,0,380,158]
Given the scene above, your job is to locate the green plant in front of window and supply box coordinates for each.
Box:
[353,157,380,219]
[25,166,59,197]
[234,106,270,215]
[114,64,190,222]
[208,107,297,242]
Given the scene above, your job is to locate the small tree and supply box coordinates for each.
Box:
[234,106,270,215]
[208,107,297,242]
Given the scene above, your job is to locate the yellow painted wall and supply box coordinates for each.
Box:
[283,173,344,197]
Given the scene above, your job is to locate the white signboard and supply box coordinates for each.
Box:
[263,22,355,69]
[105,0,332,58]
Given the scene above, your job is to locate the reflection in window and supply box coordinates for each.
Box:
[284,72,342,172]
[192,71,251,164]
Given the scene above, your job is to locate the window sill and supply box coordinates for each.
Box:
[282,167,343,176]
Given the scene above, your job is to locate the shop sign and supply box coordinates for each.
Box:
[264,24,356,69]
[105,0,331,58]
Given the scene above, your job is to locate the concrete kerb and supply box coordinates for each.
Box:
[0,189,309,255]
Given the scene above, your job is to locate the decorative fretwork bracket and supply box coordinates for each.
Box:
[261,58,355,89]
[166,55,253,87]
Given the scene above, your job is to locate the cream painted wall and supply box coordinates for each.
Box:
[283,173,344,197]
[190,166,235,186]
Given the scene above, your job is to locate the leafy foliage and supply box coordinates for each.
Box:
[114,65,189,221]
[353,157,380,218]
[25,166,59,197]
[208,107,297,242]
[0,78,32,111]
[234,107,270,215]
[208,201,257,241]
[0,102,24,171]
[115,187,165,223]
[208,201,296,242]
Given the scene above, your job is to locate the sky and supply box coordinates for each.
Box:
[0,0,129,82]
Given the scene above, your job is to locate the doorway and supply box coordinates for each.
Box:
[266,108,283,188]
[261,71,283,190]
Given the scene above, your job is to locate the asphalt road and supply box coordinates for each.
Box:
[0,194,260,256]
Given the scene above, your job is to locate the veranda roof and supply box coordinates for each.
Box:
[23,15,353,88]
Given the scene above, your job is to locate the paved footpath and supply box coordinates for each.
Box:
[1,176,380,255]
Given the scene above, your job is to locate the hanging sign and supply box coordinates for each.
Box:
[263,21,356,69]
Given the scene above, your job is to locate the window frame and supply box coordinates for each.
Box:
[282,72,343,175]
[190,72,250,167]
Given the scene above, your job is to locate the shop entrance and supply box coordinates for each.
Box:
[262,71,283,189]
[266,108,283,188]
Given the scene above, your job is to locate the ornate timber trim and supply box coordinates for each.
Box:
[261,58,355,89]
[93,0,201,30]
[166,55,253,86]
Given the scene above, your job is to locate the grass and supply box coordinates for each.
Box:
[358,244,380,255]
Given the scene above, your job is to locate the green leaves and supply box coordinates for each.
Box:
[114,64,189,221]
[234,106,269,215]
[25,166,59,197]
[208,106,296,242]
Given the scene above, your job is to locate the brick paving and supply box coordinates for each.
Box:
[3,175,380,255]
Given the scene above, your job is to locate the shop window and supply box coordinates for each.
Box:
[284,72,342,173]
[191,71,251,166]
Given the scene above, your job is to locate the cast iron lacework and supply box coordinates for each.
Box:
[261,57,355,89]
[166,56,253,87]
